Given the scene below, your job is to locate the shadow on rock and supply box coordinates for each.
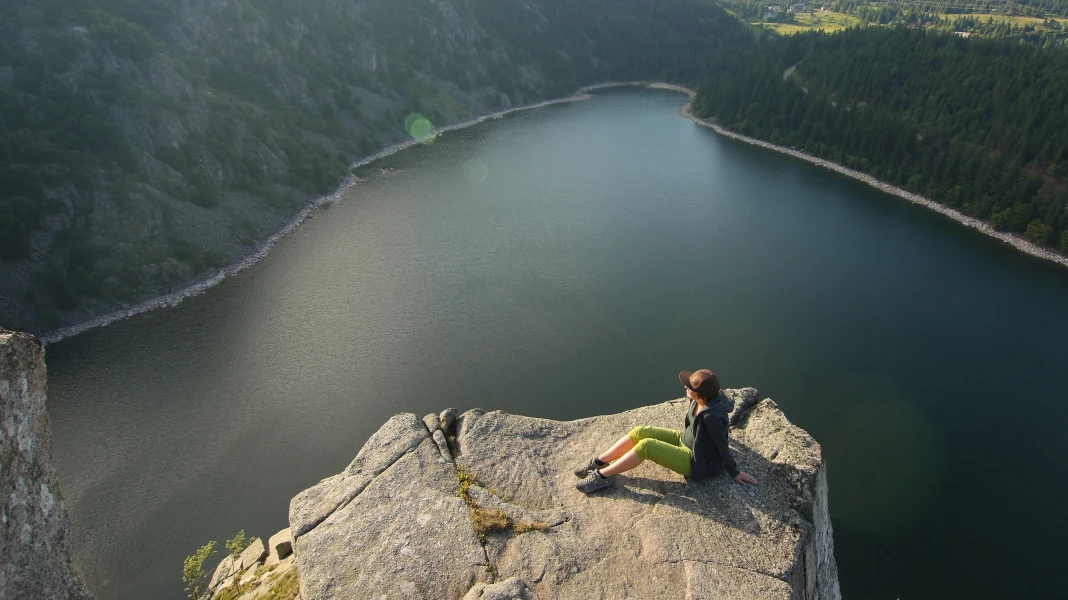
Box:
[601,442,781,536]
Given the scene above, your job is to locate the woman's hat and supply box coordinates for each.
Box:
[679,369,720,399]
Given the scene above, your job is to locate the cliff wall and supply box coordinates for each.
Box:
[0,330,93,599]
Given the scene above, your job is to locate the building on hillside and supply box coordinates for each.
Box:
[788,3,806,12]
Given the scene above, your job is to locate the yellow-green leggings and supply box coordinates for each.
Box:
[627,425,692,477]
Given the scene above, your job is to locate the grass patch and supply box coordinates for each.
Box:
[455,465,550,537]
[213,582,246,600]
[753,10,860,36]
[456,465,478,507]
[213,568,298,600]
[941,12,1068,28]
[470,508,511,534]
[258,569,299,600]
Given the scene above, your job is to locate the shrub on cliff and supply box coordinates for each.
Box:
[182,540,216,600]
[226,530,251,558]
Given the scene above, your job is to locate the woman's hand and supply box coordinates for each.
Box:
[734,471,757,485]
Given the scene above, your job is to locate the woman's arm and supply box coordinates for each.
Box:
[701,413,756,485]
[701,413,739,478]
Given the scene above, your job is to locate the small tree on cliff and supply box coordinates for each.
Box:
[183,540,216,600]
[226,530,251,558]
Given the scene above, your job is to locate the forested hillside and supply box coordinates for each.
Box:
[0,0,752,332]
[5,0,1068,335]
[693,26,1068,253]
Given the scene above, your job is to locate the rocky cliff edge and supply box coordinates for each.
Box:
[288,389,841,600]
[0,330,93,599]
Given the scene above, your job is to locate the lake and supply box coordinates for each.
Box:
[46,88,1068,599]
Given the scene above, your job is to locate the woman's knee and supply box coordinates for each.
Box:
[632,438,653,460]
[627,426,646,444]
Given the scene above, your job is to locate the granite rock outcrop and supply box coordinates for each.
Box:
[289,388,841,600]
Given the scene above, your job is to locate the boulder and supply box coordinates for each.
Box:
[239,537,267,570]
[289,388,840,600]
[423,413,441,432]
[209,555,239,590]
[0,331,95,600]
[725,387,762,426]
[433,428,453,462]
[440,407,459,433]
[265,528,294,566]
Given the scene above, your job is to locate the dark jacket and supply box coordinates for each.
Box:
[685,393,740,481]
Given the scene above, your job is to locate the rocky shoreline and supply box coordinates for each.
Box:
[37,94,592,346]
[656,84,1068,271]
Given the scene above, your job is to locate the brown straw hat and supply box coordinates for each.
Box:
[678,369,720,400]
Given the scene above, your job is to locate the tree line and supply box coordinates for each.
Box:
[693,26,1068,253]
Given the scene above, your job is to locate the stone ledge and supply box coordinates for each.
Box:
[289,388,841,600]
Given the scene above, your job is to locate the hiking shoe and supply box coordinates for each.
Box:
[573,457,604,478]
[576,470,614,494]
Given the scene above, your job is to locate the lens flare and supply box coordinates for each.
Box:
[463,159,489,183]
[404,113,434,140]
[822,378,945,537]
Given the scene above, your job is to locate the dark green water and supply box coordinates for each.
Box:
[46,89,1068,599]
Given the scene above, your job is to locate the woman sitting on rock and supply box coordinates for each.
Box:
[573,369,758,493]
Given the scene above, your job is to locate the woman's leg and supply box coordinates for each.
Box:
[597,449,642,476]
[600,438,691,478]
[597,425,679,463]
[577,426,687,492]
[596,425,682,464]
[597,435,636,464]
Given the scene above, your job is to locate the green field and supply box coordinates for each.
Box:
[752,9,1066,37]
[753,10,861,35]
[937,11,1068,27]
